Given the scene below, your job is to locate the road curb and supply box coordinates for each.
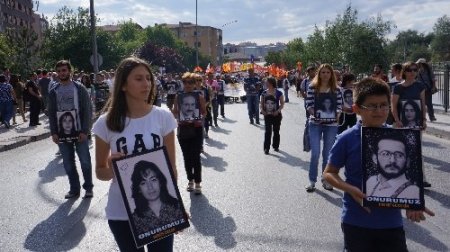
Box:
[0,132,51,153]
[425,126,450,140]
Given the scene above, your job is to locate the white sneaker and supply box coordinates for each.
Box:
[322,180,333,191]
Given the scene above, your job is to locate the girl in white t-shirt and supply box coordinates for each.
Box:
[92,57,178,252]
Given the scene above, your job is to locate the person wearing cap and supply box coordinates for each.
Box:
[416,58,437,121]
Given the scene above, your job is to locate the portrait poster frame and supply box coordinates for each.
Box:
[56,110,79,143]
[400,99,423,129]
[313,93,337,122]
[112,147,190,248]
[177,92,201,122]
[361,127,424,210]
[342,88,354,110]
[263,93,278,115]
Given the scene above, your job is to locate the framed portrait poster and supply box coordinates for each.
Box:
[313,93,337,122]
[112,147,190,248]
[400,99,423,129]
[177,92,201,122]
[57,110,79,143]
[361,127,424,210]
[342,88,353,110]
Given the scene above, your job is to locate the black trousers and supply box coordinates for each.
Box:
[217,94,225,116]
[264,114,282,150]
[108,220,174,252]
[425,89,435,119]
[29,98,41,126]
[338,113,357,134]
[342,223,407,252]
[178,127,203,183]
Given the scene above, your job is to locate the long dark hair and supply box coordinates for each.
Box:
[105,57,156,132]
[401,100,421,126]
[58,111,77,135]
[131,161,177,217]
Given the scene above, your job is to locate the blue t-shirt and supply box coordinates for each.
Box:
[328,121,403,229]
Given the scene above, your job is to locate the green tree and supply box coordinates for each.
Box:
[386,30,433,63]
[0,33,14,70]
[115,20,146,58]
[7,27,40,76]
[431,15,450,61]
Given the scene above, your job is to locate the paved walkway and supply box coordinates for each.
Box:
[1,97,449,152]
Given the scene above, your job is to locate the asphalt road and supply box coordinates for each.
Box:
[1,93,449,252]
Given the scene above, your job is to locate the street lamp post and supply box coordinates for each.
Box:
[90,0,99,75]
[195,0,199,67]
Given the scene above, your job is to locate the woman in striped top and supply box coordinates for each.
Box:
[305,64,342,192]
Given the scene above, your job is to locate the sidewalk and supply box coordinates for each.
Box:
[0,113,52,152]
[1,103,449,152]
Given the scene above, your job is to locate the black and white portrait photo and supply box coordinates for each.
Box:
[342,88,353,109]
[177,92,201,122]
[264,95,277,114]
[112,147,190,248]
[314,93,337,122]
[57,110,79,143]
[400,99,423,129]
[362,127,424,210]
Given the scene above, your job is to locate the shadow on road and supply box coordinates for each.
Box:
[205,137,228,149]
[24,199,92,251]
[275,150,310,171]
[210,126,232,135]
[38,156,66,184]
[201,152,228,172]
[315,189,342,208]
[404,217,448,251]
[425,190,450,209]
[189,194,237,250]
[423,156,450,173]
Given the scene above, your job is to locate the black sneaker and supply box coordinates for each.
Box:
[264,149,269,155]
[65,191,80,199]
[305,184,315,193]
[423,181,432,188]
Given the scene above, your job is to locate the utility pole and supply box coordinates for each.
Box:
[90,0,99,76]
[195,0,199,67]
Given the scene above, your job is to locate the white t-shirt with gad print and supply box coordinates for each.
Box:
[92,106,177,220]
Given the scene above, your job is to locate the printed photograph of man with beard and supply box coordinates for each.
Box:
[365,132,420,199]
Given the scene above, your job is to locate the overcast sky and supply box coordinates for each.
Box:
[38,0,450,45]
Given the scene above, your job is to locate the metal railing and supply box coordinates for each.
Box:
[432,62,450,112]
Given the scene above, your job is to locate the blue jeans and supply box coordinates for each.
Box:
[308,122,338,183]
[59,140,93,193]
[246,95,259,122]
[0,100,13,124]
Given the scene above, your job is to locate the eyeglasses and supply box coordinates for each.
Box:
[378,150,405,160]
[404,68,418,72]
[360,104,390,111]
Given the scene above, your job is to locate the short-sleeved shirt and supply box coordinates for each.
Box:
[92,107,177,220]
[328,121,403,229]
[392,81,425,116]
[0,83,14,102]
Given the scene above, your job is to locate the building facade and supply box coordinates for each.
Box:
[162,22,223,66]
[223,42,287,63]
[0,0,47,44]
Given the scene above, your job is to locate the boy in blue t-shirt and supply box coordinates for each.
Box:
[323,77,434,251]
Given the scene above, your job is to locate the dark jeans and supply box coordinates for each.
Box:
[264,114,282,150]
[0,100,13,124]
[211,98,218,123]
[338,113,357,134]
[59,140,93,193]
[246,95,259,123]
[217,94,225,116]
[108,220,174,252]
[342,223,407,252]
[425,89,435,120]
[178,127,203,183]
[29,98,41,126]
